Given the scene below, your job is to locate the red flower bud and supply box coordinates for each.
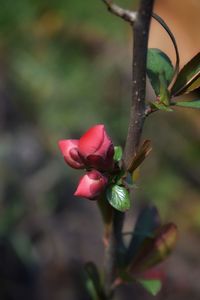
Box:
[58,140,85,169]
[74,170,108,200]
[78,124,114,171]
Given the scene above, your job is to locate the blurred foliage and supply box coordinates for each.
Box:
[0,0,200,299]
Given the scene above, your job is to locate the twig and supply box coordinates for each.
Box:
[101,0,137,24]
[123,0,155,170]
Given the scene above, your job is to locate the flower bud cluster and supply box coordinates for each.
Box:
[58,124,114,200]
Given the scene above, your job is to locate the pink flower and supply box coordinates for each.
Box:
[58,139,85,169]
[78,124,114,171]
[74,170,108,200]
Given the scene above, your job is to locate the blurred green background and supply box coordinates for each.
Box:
[0,0,200,299]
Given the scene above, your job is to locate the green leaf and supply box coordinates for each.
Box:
[130,223,178,273]
[158,73,170,106]
[171,52,200,96]
[147,48,174,96]
[118,270,134,283]
[152,102,173,112]
[117,271,162,296]
[86,278,99,300]
[85,262,106,300]
[114,146,123,162]
[125,206,160,265]
[106,185,130,212]
[174,100,200,109]
[137,278,162,296]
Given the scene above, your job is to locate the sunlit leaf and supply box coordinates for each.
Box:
[174,100,200,109]
[106,185,130,212]
[128,140,152,173]
[137,278,162,296]
[147,48,174,96]
[171,52,200,96]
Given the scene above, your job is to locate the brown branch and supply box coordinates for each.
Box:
[102,1,155,298]
[101,0,137,24]
[123,0,155,170]
[104,211,125,298]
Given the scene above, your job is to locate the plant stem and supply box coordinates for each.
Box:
[104,211,125,298]
[123,0,155,170]
[102,0,154,298]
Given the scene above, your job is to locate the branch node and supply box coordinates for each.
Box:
[101,0,137,24]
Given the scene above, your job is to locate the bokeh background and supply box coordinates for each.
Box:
[0,0,200,299]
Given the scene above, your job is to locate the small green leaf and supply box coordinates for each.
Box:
[85,262,106,300]
[86,279,99,300]
[106,185,130,212]
[114,146,123,162]
[171,52,200,96]
[152,102,173,112]
[137,278,162,296]
[147,48,174,96]
[174,100,200,109]
[158,73,170,106]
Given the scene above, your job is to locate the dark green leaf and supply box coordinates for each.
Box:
[114,146,123,162]
[125,206,160,265]
[130,223,178,273]
[152,102,173,112]
[85,262,106,300]
[118,270,134,283]
[171,52,200,96]
[137,278,162,296]
[174,100,200,109]
[158,73,170,106]
[106,185,130,212]
[147,48,174,96]
[86,278,99,300]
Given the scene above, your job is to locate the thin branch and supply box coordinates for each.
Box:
[123,0,155,170]
[101,0,137,24]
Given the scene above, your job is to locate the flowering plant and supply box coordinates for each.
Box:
[58,0,200,298]
[58,124,178,298]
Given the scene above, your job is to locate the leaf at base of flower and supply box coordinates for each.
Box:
[114,146,123,162]
[106,185,130,212]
